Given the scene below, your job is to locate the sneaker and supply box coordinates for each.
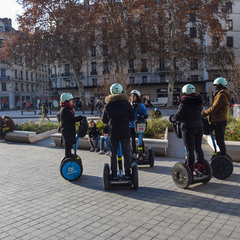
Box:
[194,169,202,177]
[105,151,110,156]
[98,150,105,155]
[125,173,130,179]
[132,153,137,159]
[112,174,118,180]
[89,148,95,152]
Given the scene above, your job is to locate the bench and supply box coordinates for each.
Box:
[20,108,37,115]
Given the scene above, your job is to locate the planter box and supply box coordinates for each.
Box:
[203,134,240,162]
[51,127,168,156]
[6,129,58,143]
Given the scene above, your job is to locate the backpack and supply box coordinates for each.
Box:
[78,118,88,138]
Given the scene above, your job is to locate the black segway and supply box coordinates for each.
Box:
[103,141,138,190]
[60,118,88,181]
[202,117,233,180]
[170,116,212,189]
[132,116,154,167]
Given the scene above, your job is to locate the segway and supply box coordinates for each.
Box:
[170,115,212,189]
[131,115,154,167]
[60,118,88,181]
[202,117,233,180]
[103,141,138,190]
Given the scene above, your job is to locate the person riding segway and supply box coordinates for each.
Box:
[202,77,233,179]
[58,93,87,181]
[130,90,154,167]
[170,84,212,189]
[102,83,138,189]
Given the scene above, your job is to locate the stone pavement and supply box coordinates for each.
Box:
[1,135,240,240]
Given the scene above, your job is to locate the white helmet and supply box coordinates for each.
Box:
[130,90,141,98]
[213,77,227,86]
[60,93,74,102]
[110,83,123,95]
[182,84,195,95]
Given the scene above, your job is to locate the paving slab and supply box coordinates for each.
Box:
[1,131,240,239]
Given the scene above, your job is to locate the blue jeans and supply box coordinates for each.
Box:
[100,136,110,151]
[89,135,100,149]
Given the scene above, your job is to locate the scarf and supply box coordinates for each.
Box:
[178,93,196,104]
[60,101,74,113]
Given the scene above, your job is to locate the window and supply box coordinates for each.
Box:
[26,71,28,80]
[159,59,165,70]
[191,75,198,81]
[103,45,108,56]
[227,37,233,47]
[226,2,232,14]
[31,72,33,81]
[45,65,47,72]
[128,60,135,73]
[191,59,198,69]
[141,59,148,72]
[21,84,24,91]
[39,65,41,71]
[40,75,41,82]
[45,76,47,83]
[91,46,96,57]
[92,78,97,86]
[36,73,38,82]
[2,83,6,91]
[91,62,97,75]
[42,64,44,71]
[190,27,197,38]
[15,83,18,91]
[130,77,135,84]
[21,71,23,80]
[26,84,29,91]
[15,70,17,79]
[65,64,70,75]
[189,12,196,22]
[31,84,34,92]
[160,75,165,82]
[226,20,233,30]
[212,36,219,48]
[142,76,147,83]
[1,68,6,77]
[103,61,109,74]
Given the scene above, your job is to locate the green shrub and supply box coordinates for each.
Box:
[14,120,58,134]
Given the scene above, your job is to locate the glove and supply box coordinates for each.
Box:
[202,112,207,117]
[143,114,148,119]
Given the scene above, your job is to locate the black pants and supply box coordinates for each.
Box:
[109,138,131,176]
[65,144,73,158]
[213,121,227,156]
[130,127,145,154]
[182,127,204,166]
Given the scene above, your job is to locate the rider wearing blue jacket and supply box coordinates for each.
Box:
[130,90,148,159]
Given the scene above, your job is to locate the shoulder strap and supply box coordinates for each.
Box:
[137,103,142,116]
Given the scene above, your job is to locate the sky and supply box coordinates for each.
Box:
[0,0,23,30]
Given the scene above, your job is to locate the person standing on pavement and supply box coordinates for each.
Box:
[90,99,95,115]
[202,77,233,156]
[129,90,148,159]
[0,115,14,142]
[170,84,205,175]
[59,93,85,158]
[41,102,51,122]
[102,83,134,179]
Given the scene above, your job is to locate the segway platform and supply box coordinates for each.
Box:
[172,160,212,189]
[103,162,138,190]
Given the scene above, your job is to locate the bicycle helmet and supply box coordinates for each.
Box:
[130,90,141,98]
[182,84,195,95]
[60,93,74,102]
[110,83,123,95]
[213,77,227,86]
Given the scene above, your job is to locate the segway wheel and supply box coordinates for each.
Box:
[172,162,192,189]
[103,163,110,190]
[131,162,138,189]
[60,158,83,181]
[210,155,233,180]
[211,152,233,162]
[148,147,155,167]
[202,159,212,184]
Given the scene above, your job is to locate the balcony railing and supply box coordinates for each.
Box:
[141,68,148,72]
[0,75,10,81]
[157,68,166,72]
[128,69,135,73]
[91,71,98,75]
[51,74,58,78]
[61,72,74,77]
